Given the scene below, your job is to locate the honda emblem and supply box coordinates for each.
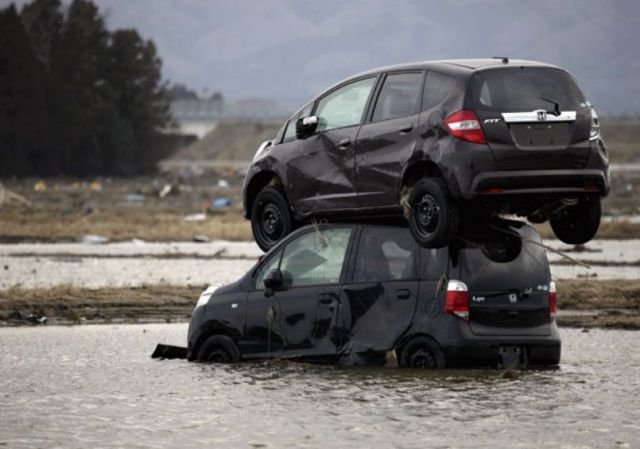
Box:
[508,293,518,304]
[536,110,547,121]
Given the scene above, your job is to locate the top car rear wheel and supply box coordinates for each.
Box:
[407,178,459,248]
[251,187,293,252]
[549,197,601,245]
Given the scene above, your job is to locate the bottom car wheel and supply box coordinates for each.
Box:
[399,336,445,369]
[197,335,241,363]
[549,197,601,245]
[407,178,459,248]
[251,187,293,252]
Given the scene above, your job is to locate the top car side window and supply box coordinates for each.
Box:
[314,77,376,132]
[371,72,423,122]
[422,71,455,110]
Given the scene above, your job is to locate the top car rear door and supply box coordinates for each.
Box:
[355,71,425,207]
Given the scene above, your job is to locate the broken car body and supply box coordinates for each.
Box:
[243,58,609,250]
[186,222,561,368]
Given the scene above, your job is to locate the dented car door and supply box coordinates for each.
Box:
[339,226,420,362]
[287,77,378,214]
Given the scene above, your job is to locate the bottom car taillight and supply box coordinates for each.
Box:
[549,281,557,319]
[445,280,469,320]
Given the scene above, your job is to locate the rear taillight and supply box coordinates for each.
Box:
[549,281,557,319]
[445,280,469,320]
[443,110,487,144]
[589,108,600,141]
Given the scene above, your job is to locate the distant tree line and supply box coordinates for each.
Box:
[0,0,173,177]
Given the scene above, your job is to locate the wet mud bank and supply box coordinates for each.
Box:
[1,280,639,329]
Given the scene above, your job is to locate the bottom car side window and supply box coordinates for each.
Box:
[280,228,352,287]
[255,250,282,290]
[354,227,418,282]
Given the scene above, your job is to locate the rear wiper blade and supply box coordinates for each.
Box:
[540,96,561,116]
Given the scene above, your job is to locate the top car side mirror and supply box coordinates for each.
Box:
[263,269,283,297]
[296,115,319,139]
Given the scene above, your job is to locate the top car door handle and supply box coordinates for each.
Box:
[397,289,411,300]
[398,124,413,134]
[337,137,351,149]
[318,293,339,304]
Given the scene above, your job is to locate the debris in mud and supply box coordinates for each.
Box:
[33,180,47,192]
[158,183,173,198]
[8,310,47,324]
[184,213,206,221]
[151,344,187,359]
[81,234,110,245]
[212,198,232,208]
[124,193,145,202]
[192,235,210,243]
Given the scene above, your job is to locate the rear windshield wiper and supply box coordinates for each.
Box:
[540,96,561,116]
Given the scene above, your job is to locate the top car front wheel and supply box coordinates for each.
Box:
[407,178,459,248]
[251,187,293,252]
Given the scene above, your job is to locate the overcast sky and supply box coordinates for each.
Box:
[4,0,640,114]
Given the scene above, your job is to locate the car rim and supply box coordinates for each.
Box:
[260,203,283,241]
[409,347,436,369]
[416,193,439,233]
[206,347,230,363]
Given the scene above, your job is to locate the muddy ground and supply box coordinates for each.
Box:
[1,280,639,329]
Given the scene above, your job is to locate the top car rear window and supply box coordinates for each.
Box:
[466,68,586,113]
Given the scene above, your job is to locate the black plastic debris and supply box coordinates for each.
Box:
[8,311,47,324]
[151,344,187,359]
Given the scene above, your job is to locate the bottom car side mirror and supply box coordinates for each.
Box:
[263,269,283,297]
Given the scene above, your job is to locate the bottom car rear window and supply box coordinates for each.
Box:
[455,227,550,290]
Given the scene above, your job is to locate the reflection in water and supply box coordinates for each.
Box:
[1,325,639,448]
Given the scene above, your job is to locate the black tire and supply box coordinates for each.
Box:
[407,178,459,248]
[549,197,601,245]
[197,335,240,363]
[251,187,293,252]
[399,336,445,369]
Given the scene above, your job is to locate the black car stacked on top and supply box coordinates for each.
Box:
[242,58,609,251]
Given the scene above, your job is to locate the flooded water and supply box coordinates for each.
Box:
[1,325,638,448]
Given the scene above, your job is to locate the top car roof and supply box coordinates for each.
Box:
[349,58,561,79]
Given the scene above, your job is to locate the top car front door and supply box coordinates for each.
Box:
[286,77,378,214]
[355,72,424,207]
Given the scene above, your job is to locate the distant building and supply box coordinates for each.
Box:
[169,93,288,139]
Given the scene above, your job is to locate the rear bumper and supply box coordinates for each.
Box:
[443,340,561,368]
[471,169,609,197]
[438,139,609,200]
[439,321,562,368]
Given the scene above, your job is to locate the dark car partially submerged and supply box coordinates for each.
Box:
[186,221,561,369]
[243,58,609,251]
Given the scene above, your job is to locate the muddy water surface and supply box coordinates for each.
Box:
[1,325,639,448]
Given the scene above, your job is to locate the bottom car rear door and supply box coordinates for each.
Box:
[339,226,420,361]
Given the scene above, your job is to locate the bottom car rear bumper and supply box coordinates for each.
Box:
[443,341,561,368]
